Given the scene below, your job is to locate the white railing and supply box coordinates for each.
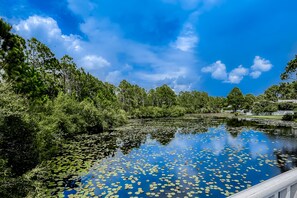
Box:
[229,168,297,198]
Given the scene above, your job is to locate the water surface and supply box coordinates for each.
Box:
[64,118,297,197]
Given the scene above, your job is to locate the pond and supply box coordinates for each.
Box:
[58,117,297,197]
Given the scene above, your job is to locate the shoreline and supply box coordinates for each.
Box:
[192,113,297,128]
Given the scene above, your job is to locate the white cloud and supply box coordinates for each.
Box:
[81,55,110,70]
[250,56,273,79]
[13,15,82,56]
[226,65,249,84]
[13,15,114,78]
[202,56,272,83]
[172,23,199,52]
[250,71,261,79]
[251,56,272,72]
[201,60,227,80]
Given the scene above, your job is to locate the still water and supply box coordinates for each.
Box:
[64,118,297,197]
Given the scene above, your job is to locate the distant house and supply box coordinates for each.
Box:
[278,100,297,103]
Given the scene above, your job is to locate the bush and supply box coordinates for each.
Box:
[282,112,297,121]
[167,106,187,117]
[36,93,107,160]
[278,103,297,111]
[282,114,295,121]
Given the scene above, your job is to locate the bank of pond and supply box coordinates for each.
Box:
[12,116,295,197]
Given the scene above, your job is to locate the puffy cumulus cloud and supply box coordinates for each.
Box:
[201,60,227,80]
[226,65,249,84]
[250,56,273,79]
[202,56,272,84]
[251,56,273,72]
[13,15,82,57]
[201,62,248,84]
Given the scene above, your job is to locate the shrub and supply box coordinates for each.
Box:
[282,112,297,121]
[278,103,297,111]
[282,113,295,121]
[167,106,187,117]
[37,93,110,160]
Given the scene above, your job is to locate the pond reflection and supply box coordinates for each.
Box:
[64,118,297,198]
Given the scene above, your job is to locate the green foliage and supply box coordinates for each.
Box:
[264,85,280,102]
[0,83,38,174]
[278,103,297,111]
[278,82,297,99]
[118,80,146,112]
[227,87,244,112]
[281,55,297,80]
[167,106,187,117]
[243,94,256,111]
[177,91,226,113]
[154,84,177,107]
[0,83,37,197]
[252,101,278,115]
[177,91,195,113]
[281,113,297,121]
[36,93,106,160]
[0,159,33,198]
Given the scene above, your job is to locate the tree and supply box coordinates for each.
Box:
[227,87,244,112]
[252,100,278,115]
[264,85,280,102]
[155,84,176,107]
[59,55,77,94]
[0,20,47,100]
[118,80,136,111]
[25,38,60,98]
[243,94,256,111]
[279,82,297,99]
[177,91,195,112]
[281,55,297,81]
[192,91,210,112]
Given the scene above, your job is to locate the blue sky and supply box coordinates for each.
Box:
[1,0,297,96]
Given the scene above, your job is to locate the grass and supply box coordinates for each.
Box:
[245,115,283,120]
[193,113,285,121]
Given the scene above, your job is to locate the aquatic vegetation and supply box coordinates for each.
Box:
[44,117,297,198]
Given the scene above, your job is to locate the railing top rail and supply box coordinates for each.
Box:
[228,168,297,198]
